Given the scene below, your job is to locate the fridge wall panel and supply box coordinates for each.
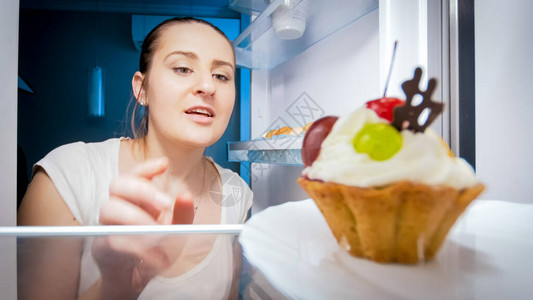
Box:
[250,9,380,213]
[475,0,533,203]
[251,9,380,140]
[249,164,307,213]
[0,1,19,298]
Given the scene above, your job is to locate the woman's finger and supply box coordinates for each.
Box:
[109,176,172,212]
[172,193,195,225]
[130,157,169,179]
[100,196,161,225]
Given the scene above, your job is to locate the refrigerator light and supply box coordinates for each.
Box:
[88,66,105,117]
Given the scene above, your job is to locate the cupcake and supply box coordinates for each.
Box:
[298,68,484,263]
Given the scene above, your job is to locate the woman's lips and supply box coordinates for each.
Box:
[185,106,215,125]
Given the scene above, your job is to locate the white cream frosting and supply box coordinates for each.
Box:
[302,107,479,189]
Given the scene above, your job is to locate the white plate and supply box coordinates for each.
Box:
[239,199,533,299]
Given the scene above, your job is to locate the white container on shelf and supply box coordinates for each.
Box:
[271,0,307,40]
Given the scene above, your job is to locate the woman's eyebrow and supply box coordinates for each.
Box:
[165,50,198,61]
[213,59,235,71]
[165,50,234,71]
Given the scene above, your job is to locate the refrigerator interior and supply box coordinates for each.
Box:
[250,8,380,212]
[237,0,449,213]
[235,0,533,207]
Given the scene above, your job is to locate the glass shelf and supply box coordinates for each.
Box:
[228,136,303,165]
[229,0,378,69]
[2,225,287,300]
[228,0,269,15]
[6,201,533,299]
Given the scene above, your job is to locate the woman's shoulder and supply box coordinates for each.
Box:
[34,138,124,179]
[49,138,121,155]
[40,138,122,164]
[33,138,124,225]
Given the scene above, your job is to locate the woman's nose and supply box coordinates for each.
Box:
[193,74,215,96]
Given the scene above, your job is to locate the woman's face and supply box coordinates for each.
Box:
[142,22,236,148]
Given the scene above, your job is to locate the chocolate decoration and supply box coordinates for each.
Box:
[392,67,443,133]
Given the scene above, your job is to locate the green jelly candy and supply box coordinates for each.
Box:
[353,123,402,161]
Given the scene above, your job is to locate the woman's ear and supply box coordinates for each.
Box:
[132,71,146,105]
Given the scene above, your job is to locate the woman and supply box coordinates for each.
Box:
[17,17,252,299]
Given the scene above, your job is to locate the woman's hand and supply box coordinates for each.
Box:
[90,233,169,299]
[103,157,174,225]
[88,158,195,299]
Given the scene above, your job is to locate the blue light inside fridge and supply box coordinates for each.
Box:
[88,66,104,117]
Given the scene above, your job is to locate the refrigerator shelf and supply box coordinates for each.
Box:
[227,0,269,16]
[228,136,303,165]
[229,0,378,69]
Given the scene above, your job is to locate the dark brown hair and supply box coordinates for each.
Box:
[130,17,234,139]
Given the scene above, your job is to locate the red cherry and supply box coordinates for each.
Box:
[365,97,405,122]
[301,116,339,167]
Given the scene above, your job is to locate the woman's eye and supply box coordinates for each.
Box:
[174,67,191,74]
[213,73,229,81]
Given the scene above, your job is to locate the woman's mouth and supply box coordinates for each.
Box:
[185,106,215,124]
[185,108,213,117]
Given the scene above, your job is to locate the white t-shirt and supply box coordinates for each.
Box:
[35,138,253,298]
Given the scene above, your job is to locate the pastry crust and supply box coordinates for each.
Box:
[298,177,485,263]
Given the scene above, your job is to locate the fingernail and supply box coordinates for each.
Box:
[155,191,172,207]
